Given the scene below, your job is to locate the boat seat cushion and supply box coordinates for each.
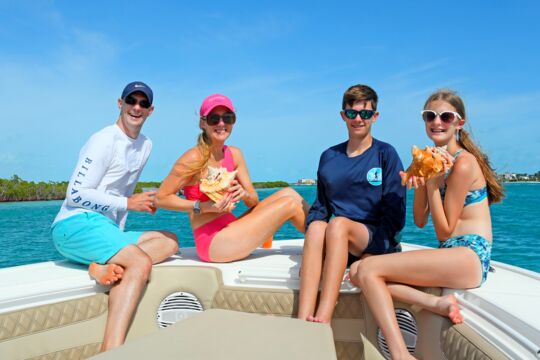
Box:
[90,309,337,359]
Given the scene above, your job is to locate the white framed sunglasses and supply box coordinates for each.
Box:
[421,110,462,123]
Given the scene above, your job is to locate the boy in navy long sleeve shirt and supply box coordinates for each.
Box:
[298,84,406,323]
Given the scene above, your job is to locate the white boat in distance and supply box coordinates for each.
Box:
[1,239,539,359]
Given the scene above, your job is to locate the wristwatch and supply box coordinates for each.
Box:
[193,200,201,215]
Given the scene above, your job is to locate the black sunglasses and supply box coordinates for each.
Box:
[204,112,236,126]
[124,95,152,109]
[421,110,462,124]
[343,109,375,120]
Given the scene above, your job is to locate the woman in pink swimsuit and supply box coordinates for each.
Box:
[156,94,309,262]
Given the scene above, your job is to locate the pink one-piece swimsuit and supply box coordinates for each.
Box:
[183,146,237,262]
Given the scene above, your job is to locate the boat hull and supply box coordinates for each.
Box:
[0,240,537,359]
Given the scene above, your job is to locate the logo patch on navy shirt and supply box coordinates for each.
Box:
[367,167,382,186]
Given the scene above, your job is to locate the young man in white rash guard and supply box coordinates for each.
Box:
[51,81,178,352]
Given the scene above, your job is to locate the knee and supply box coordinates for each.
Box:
[150,231,179,257]
[326,217,348,238]
[166,241,179,258]
[135,254,153,282]
[328,216,348,229]
[305,221,326,245]
[278,195,301,215]
[163,231,179,255]
[307,221,327,234]
[351,258,377,288]
[124,246,153,281]
[277,187,301,201]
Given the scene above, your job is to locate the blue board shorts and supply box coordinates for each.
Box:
[51,212,143,265]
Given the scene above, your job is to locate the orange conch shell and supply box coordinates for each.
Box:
[402,145,446,185]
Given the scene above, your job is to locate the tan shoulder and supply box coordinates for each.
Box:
[449,151,484,188]
[453,151,478,175]
[175,147,201,166]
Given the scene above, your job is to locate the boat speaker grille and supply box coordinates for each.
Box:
[156,292,204,328]
[376,309,418,359]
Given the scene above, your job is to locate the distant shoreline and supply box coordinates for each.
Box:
[503,181,540,184]
[0,179,291,202]
[2,178,539,203]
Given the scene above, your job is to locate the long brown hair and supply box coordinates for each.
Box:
[424,89,504,204]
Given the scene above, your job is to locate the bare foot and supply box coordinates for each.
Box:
[312,302,336,324]
[311,316,330,324]
[89,262,124,286]
[306,315,329,324]
[436,294,463,324]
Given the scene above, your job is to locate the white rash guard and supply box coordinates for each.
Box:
[53,124,152,230]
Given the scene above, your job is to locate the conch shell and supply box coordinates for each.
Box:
[200,166,238,203]
[402,145,447,185]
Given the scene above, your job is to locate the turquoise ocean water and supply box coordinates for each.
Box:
[1,183,539,272]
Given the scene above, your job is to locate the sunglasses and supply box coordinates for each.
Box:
[343,109,375,120]
[124,95,152,109]
[204,112,236,126]
[421,110,462,123]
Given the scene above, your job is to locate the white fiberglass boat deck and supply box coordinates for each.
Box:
[0,239,539,359]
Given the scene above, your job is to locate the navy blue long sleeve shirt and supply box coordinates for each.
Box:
[307,138,406,247]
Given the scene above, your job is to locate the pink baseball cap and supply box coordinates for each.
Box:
[200,94,235,116]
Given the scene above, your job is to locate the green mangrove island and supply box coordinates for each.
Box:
[0,176,290,202]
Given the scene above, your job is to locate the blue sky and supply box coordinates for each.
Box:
[1,1,539,182]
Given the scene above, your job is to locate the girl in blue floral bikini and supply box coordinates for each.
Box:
[348,89,504,360]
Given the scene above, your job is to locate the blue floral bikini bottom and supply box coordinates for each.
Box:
[439,234,492,286]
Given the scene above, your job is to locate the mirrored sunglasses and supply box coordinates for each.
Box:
[343,109,375,120]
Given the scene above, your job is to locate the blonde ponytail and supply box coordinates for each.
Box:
[184,131,212,178]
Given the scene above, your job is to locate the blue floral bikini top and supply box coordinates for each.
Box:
[440,149,488,206]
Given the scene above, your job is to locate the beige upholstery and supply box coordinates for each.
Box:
[335,335,385,360]
[125,266,222,341]
[211,287,367,319]
[0,294,108,359]
[441,324,510,360]
[27,343,101,360]
[334,293,365,318]
[0,294,107,341]
[212,286,296,315]
[90,309,337,360]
